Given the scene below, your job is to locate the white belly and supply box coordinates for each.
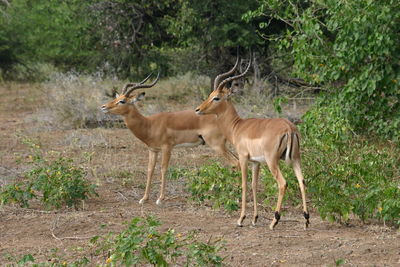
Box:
[250,155,265,163]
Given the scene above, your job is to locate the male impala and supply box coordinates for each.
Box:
[101,73,238,205]
[195,58,310,230]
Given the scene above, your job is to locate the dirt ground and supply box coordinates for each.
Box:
[0,83,399,266]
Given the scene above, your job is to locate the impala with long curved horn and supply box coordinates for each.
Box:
[195,58,310,230]
[101,72,238,205]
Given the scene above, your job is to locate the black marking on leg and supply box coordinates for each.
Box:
[198,135,206,145]
[274,211,281,221]
[253,215,258,224]
[303,179,306,186]
[272,212,280,228]
[303,212,310,220]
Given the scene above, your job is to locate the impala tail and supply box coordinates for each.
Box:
[279,132,300,164]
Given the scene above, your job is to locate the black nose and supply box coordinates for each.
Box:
[101,105,106,109]
[195,108,200,112]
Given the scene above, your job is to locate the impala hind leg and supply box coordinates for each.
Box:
[251,162,260,225]
[237,156,249,226]
[267,159,287,230]
[293,160,310,229]
[156,147,172,205]
[140,150,158,204]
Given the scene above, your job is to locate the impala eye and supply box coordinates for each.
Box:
[213,97,220,102]
[118,99,126,104]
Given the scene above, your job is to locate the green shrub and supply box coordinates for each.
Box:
[300,101,400,225]
[0,138,98,209]
[92,216,225,266]
[186,162,241,212]
[246,0,400,142]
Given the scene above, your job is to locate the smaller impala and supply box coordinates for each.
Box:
[195,58,310,230]
[101,72,238,205]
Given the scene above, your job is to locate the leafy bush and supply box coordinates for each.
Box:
[0,138,98,209]
[246,0,400,143]
[300,101,400,225]
[92,216,225,266]
[186,162,242,211]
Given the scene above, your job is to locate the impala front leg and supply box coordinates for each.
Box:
[140,150,158,204]
[156,146,172,205]
[237,156,248,226]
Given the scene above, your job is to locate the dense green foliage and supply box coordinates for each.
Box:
[300,98,400,225]
[0,0,97,77]
[0,0,261,79]
[246,0,400,141]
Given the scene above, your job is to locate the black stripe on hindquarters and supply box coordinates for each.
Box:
[289,132,294,160]
[279,134,287,160]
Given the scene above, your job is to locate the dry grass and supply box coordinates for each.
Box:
[42,72,121,129]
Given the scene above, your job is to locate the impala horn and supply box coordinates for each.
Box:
[123,71,160,97]
[216,55,252,91]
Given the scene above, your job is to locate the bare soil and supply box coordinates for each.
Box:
[0,84,399,266]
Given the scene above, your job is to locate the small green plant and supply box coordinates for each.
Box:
[185,162,241,211]
[167,166,190,181]
[0,137,98,209]
[185,238,225,266]
[91,216,225,266]
[0,182,35,208]
[12,253,90,266]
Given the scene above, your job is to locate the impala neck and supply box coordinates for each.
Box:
[217,101,242,143]
[122,105,151,144]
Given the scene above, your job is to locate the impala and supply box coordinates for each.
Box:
[195,58,310,229]
[101,73,238,205]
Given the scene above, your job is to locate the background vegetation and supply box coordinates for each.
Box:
[1,0,399,226]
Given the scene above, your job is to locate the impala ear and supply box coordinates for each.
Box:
[228,80,243,96]
[227,88,234,97]
[131,92,146,103]
[115,93,120,98]
[221,86,234,97]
